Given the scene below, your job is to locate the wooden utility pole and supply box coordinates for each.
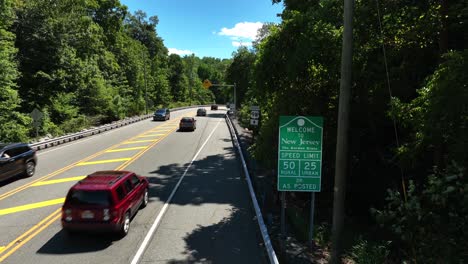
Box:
[330,0,354,263]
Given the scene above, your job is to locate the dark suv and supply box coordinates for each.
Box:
[61,170,149,237]
[0,143,37,181]
[153,108,170,121]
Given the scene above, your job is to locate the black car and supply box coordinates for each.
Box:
[179,117,197,131]
[153,108,170,121]
[0,143,37,181]
[211,104,218,110]
[197,108,207,116]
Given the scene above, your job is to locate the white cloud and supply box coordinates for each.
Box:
[219,22,263,40]
[232,41,252,47]
[168,48,194,56]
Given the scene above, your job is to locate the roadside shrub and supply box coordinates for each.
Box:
[59,115,90,134]
[38,108,62,138]
[373,163,467,263]
[315,223,331,248]
[0,112,31,142]
[348,237,391,264]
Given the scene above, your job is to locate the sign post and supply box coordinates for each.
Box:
[250,105,260,130]
[30,108,44,138]
[277,116,323,247]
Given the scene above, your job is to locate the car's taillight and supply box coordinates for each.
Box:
[63,208,72,221]
[103,208,118,221]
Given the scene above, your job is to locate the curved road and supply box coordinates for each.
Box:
[0,107,265,264]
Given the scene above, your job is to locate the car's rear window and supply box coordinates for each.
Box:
[68,190,112,206]
[181,118,193,122]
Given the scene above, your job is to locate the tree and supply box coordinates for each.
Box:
[225,47,256,108]
[168,54,188,102]
[0,0,30,141]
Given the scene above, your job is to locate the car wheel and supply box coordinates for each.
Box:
[120,212,131,237]
[141,188,149,208]
[24,161,35,177]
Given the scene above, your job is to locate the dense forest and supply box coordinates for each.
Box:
[225,0,467,262]
[1,0,467,262]
[0,0,230,142]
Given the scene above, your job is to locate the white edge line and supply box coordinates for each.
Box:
[226,116,279,264]
[130,120,222,264]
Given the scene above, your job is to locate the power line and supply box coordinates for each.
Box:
[375,0,407,202]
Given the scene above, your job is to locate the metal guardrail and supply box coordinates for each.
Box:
[30,105,208,151]
[225,114,279,264]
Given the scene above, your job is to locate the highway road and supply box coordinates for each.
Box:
[0,107,266,264]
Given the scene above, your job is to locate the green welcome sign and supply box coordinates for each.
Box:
[277,116,323,192]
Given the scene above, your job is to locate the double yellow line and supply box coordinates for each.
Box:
[0,117,186,262]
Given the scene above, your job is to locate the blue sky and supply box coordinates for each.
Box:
[120,0,284,59]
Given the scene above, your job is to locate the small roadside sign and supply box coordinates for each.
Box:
[250,105,260,127]
[30,108,43,128]
[202,79,212,89]
[30,108,44,137]
[251,111,260,119]
[277,116,323,192]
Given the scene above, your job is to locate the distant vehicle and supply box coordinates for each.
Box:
[61,170,149,237]
[197,108,207,116]
[0,143,37,181]
[179,117,197,131]
[211,104,218,110]
[153,108,170,121]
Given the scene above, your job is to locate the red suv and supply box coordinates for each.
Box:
[61,170,149,237]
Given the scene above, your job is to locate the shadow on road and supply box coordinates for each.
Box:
[142,143,265,263]
[36,122,265,262]
[166,208,264,264]
[146,149,242,207]
[37,230,116,254]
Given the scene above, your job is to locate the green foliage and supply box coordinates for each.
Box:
[348,237,391,264]
[39,108,61,137]
[50,93,79,124]
[0,0,30,142]
[225,47,256,108]
[193,56,231,103]
[233,0,468,261]
[168,54,189,102]
[391,50,468,171]
[252,2,341,173]
[59,115,90,134]
[0,113,31,142]
[314,223,331,248]
[2,0,223,141]
[373,164,468,263]
[237,104,252,128]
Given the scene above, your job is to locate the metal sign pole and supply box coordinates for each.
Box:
[281,191,286,238]
[309,192,316,247]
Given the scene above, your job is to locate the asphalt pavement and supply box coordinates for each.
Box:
[0,107,266,264]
